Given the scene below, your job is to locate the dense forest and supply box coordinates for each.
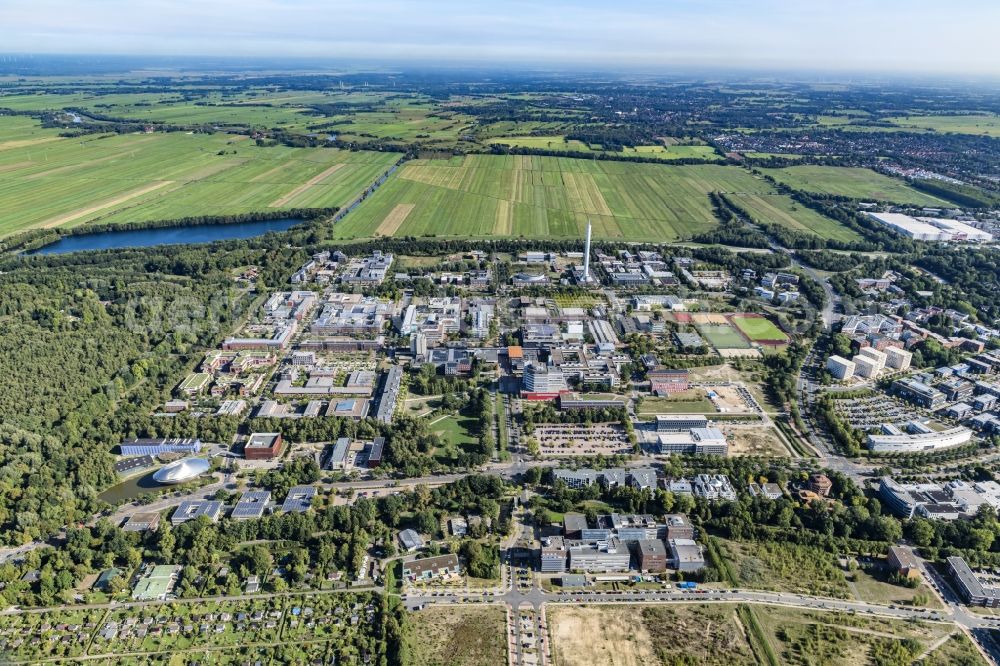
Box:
[0,240,307,545]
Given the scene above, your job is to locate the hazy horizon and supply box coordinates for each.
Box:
[1,0,998,77]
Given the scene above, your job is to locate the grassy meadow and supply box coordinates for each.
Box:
[761,165,955,206]
[0,117,400,237]
[730,192,864,243]
[884,113,1000,137]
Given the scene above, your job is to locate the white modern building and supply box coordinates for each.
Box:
[885,346,913,371]
[826,355,856,380]
[522,363,567,394]
[853,355,880,379]
[867,425,973,453]
[857,346,887,373]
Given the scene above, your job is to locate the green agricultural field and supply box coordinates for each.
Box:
[886,113,1000,137]
[761,165,955,206]
[476,121,573,139]
[0,119,400,237]
[730,192,864,243]
[731,315,789,343]
[698,322,751,349]
[0,91,317,128]
[742,152,805,159]
[491,135,594,152]
[333,154,769,241]
[0,114,66,146]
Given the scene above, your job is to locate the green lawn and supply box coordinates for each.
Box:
[637,392,716,415]
[0,119,400,237]
[760,166,955,206]
[849,566,941,609]
[731,315,789,343]
[333,155,768,241]
[430,411,480,461]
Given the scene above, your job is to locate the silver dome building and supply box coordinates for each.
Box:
[153,458,211,485]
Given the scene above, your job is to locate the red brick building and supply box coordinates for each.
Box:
[649,369,689,395]
[245,432,283,460]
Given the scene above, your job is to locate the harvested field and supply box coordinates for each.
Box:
[375,203,416,236]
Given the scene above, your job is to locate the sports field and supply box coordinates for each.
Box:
[333,154,768,241]
[0,118,400,237]
[697,323,751,349]
[730,192,864,243]
[761,166,955,206]
[731,314,789,343]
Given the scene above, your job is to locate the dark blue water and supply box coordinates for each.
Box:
[28,218,303,255]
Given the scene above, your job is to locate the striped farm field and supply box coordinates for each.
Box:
[0,117,400,237]
[333,154,770,241]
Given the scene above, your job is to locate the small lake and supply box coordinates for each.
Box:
[27,217,304,255]
[98,471,170,504]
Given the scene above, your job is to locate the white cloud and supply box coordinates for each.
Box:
[0,0,998,74]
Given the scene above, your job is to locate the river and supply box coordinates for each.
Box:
[27,217,304,255]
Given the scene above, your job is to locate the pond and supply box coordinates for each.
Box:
[98,470,171,504]
[27,217,304,255]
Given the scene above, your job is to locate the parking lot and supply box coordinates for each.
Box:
[533,424,631,457]
[833,393,927,430]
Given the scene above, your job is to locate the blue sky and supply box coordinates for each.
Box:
[1,0,998,75]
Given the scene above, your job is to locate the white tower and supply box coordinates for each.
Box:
[583,219,592,282]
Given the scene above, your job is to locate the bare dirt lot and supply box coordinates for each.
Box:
[549,605,657,666]
[725,425,789,456]
[549,604,758,666]
[709,385,753,413]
